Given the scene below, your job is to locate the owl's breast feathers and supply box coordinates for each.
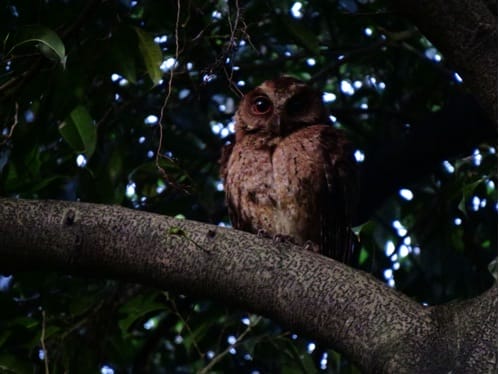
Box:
[221,124,357,262]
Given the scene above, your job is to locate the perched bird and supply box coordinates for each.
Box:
[220,76,357,262]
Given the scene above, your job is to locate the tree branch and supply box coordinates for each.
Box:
[0,198,495,372]
[389,0,498,123]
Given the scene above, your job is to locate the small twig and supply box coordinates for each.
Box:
[223,0,244,97]
[60,301,105,341]
[164,292,204,358]
[40,310,50,374]
[0,57,43,100]
[0,102,19,146]
[0,75,23,94]
[201,0,250,98]
[155,0,180,160]
[154,0,190,193]
[198,315,262,374]
[168,226,211,253]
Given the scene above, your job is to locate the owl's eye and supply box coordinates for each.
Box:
[251,96,272,115]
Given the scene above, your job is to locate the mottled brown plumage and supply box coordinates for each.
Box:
[220,77,357,262]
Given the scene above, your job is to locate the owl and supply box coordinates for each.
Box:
[220,76,357,262]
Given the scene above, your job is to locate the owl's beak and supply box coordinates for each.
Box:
[270,115,282,135]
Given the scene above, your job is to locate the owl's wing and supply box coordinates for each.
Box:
[219,141,234,181]
[319,127,358,263]
[219,141,252,231]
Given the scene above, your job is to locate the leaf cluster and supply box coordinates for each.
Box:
[0,0,496,372]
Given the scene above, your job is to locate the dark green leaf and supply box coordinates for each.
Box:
[59,105,97,158]
[0,354,31,374]
[5,25,66,65]
[134,27,163,85]
[458,177,485,215]
[118,292,167,333]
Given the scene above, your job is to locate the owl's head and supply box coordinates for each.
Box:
[235,76,329,140]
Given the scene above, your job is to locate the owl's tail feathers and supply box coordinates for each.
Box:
[330,226,358,266]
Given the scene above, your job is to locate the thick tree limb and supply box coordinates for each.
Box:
[0,198,496,373]
[390,0,498,122]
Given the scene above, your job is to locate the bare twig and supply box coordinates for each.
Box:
[40,310,50,374]
[0,102,19,146]
[154,0,190,194]
[198,315,262,374]
[200,0,251,98]
[223,0,244,97]
[164,292,204,358]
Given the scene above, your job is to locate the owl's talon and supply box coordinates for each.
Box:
[304,240,320,253]
[257,229,271,239]
[272,234,295,245]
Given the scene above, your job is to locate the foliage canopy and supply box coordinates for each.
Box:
[0,0,496,372]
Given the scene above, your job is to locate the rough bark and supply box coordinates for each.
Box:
[0,198,496,373]
[390,0,498,123]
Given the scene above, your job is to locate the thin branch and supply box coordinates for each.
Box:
[154,0,190,194]
[223,0,244,97]
[164,292,204,359]
[40,310,50,374]
[0,57,43,100]
[0,102,19,146]
[198,315,262,374]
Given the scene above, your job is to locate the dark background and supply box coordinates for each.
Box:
[0,0,496,372]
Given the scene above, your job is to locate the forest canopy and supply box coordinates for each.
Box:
[0,0,496,372]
